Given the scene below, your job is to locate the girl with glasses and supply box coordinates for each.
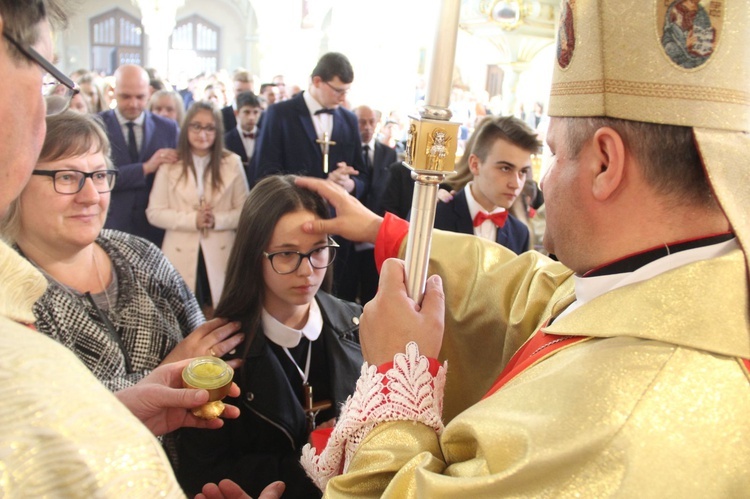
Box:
[177,175,364,498]
[147,101,250,313]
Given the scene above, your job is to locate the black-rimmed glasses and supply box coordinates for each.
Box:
[3,31,79,116]
[324,81,349,96]
[32,169,118,195]
[264,238,339,275]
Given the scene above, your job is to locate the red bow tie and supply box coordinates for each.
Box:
[243,132,255,139]
[473,210,508,228]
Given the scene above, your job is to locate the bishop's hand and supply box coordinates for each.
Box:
[360,259,445,366]
[295,176,383,243]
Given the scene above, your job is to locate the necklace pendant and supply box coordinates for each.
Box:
[303,382,314,412]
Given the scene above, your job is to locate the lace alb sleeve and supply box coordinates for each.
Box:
[301,342,447,491]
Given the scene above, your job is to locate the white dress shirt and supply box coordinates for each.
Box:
[115,109,145,152]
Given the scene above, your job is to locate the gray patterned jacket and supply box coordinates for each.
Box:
[28,230,204,391]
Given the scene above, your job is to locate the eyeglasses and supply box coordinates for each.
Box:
[187,122,217,134]
[3,31,79,116]
[324,81,349,96]
[263,237,339,275]
[32,169,118,195]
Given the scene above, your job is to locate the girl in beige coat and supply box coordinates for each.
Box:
[147,101,249,308]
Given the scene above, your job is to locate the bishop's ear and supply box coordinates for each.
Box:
[590,126,626,201]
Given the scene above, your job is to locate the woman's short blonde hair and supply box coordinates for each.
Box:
[0,111,113,242]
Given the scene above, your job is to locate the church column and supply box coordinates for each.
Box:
[500,62,528,116]
[133,0,184,73]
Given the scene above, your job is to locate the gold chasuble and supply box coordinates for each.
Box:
[320,230,750,497]
[302,0,750,494]
[0,241,185,497]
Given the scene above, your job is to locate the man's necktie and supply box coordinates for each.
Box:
[473,210,509,228]
[243,132,255,139]
[362,144,371,169]
[126,121,138,163]
[314,108,335,115]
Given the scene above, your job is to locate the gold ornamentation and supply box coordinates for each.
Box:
[551,79,748,105]
[425,128,451,171]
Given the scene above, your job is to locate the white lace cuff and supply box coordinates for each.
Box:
[301,342,447,491]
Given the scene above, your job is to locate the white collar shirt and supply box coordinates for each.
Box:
[465,181,506,241]
[115,108,145,152]
[261,298,324,348]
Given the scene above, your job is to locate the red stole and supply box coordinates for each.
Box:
[483,323,589,399]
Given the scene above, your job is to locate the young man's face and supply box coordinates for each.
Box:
[237,105,261,132]
[311,76,350,109]
[469,138,531,211]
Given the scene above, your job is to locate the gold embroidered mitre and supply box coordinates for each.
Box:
[548,0,750,276]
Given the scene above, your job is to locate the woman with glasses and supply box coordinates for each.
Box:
[147,101,249,313]
[0,110,245,463]
[0,109,246,386]
[176,175,364,498]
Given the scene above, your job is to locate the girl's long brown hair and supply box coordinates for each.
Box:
[176,100,229,194]
[213,175,334,363]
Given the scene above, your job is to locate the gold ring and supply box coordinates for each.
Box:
[209,348,217,357]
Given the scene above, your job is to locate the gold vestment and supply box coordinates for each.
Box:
[0,241,185,497]
[326,231,750,497]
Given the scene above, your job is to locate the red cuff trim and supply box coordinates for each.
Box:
[374,213,410,273]
[376,357,441,376]
[309,427,334,455]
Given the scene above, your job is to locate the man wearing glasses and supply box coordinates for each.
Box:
[100,63,180,247]
[254,52,369,198]
[0,2,283,497]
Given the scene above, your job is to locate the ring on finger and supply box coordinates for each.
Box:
[209,348,217,357]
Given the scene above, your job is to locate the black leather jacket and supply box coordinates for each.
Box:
[177,292,363,498]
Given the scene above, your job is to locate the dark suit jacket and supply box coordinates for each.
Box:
[381,159,412,220]
[224,127,257,185]
[221,105,236,133]
[253,93,369,198]
[433,188,530,255]
[99,110,180,247]
[364,142,398,215]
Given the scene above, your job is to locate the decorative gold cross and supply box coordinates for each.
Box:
[316,132,336,174]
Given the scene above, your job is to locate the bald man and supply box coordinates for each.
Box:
[100,64,180,246]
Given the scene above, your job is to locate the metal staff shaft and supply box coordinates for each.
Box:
[402,0,460,304]
[404,173,444,303]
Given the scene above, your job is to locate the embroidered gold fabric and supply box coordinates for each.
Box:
[0,242,185,497]
[323,231,750,497]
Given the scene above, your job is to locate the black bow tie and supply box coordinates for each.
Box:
[314,108,335,115]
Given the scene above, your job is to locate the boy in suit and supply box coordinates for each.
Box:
[434,116,540,254]
[253,52,368,198]
[224,91,262,184]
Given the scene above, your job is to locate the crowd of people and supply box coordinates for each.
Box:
[1,0,748,497]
